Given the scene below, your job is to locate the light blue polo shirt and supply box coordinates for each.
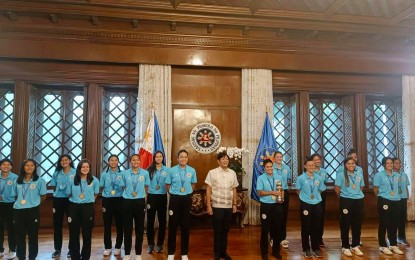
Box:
[398,171,410,199]
[295,172,326,205]
[12,177,47,209]
[273,163,291,190]
[166,165,197,195]
[67,176,100,203]
[122,168,150,199]
[355,165,363,175]
[257,173,284,204]
[335,170,365,199]
[315,167,329,183]
[49,168,76,198]
[373,170,401,201]
[148,165,169,195]
[100,169,124,198]
[0,172,18,203]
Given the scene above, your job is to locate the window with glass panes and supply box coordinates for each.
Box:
[309,96,353,183]
[102,89,138,171]
[0,85,14,159]
[28,87,84,183]
[365,97,403,183]
[272,94,298,182]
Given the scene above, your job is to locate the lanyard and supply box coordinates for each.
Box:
[110,172,117,190]
[155,169,162,186]
[22,183,30,199]
[267,177,275,191]
[180,166,187,187]
[308,178,315,195]
[387,175,394,191]
[58,171,67,189]
[348,174,356,186]
[131,170,139,192]
[80,180,85,193]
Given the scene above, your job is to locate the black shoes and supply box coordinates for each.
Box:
[51,250,61,258]
[147,245,154,254]
[221,253,232,260]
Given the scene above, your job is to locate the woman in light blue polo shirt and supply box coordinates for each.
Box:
[0,158,18,260]
[100,154,124,257]
[12,159,47,260]
[334,157,365,257]
[66,159,100,260]
[295,156,326,258]
[373,157,404,255]
[146,151,169,254]
[121,154,150,260]
[166,150,197,260]
[49,154,76,258]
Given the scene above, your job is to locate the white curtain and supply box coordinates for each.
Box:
[241,68,274,225]
[136,64,172,166]
[402,76,415,221]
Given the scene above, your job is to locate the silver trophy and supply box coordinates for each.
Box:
[276,180,283,202]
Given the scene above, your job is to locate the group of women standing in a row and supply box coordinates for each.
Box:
[257,149,410,260]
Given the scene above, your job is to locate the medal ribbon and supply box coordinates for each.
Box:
[155,169,161,187]
[110,172,117,190]
[80,180,85,194]
[58,171,67,190]
[267,177,275,191]
[387,175,394,191]
[131,170,139,192]
[348,174,356,187]
[309,178,315,196]
[22,183,29,200]
[180,167,187,188]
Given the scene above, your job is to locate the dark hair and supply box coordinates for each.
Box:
[74,159,93,186]
[147,151,165,180]
[263,159,273,167]
[347,149,357,157]
[0,158,13,167]
[381,156,393,168]
[392,157,400,163]
[343,157,356,187]
[273,151,283,157]
[303,156,314,172]
[177,149,188,157]
[130,154,140,161]
[55,154,75,172]
[17,159,40,184]
[105,154,121,173]
[310,153,321,160]
[217,152,229,161]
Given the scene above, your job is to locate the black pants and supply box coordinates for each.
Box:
[146,194,167,247]
[14,206,40,260]
[339,197,363,248]
[398,198,407,239]
[377,197,399,247]
[281,189,289,240]
[0,202,16,253]
[102,197,124,249]
[68,203,94,260]
[212,207,233,258]
[123,198,145,255]
[53,197,71,252]
[167,194,192,255]
[260,203,283,255]
[318,190,326,244]
[300,201,321,251]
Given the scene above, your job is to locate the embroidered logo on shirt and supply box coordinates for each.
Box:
[262,214,267,220]
[139,176,144,181]
[383,205,388,210]
[30,184,36,189]
[7,180,12,185]
[343,209,349,214]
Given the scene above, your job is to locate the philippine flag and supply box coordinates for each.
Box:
[138,112,166,169]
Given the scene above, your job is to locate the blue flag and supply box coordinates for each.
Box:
[153,113,166,165]
[251,112,279,202]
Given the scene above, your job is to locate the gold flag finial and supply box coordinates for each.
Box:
[266,105,269,113]
[151,102,155,109]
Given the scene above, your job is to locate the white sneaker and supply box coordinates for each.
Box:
[351,246,363,256]
[123,255,131,260]
[136,256,142,260]
[167,255,175,260]
[181,255,189,260]
[103,249,112,256]
[6,251,16,259]
[114,249,121,256]
[342,248,352,256]
[280,240,289,249]
[389,246,403,255]
[379,247,393,255]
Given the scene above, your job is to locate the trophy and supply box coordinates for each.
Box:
[276,180,283,202]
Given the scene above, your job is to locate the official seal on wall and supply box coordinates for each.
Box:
[190,123,221,154]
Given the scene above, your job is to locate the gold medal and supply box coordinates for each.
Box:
[156,185,160,190]
[111,190,116,195]
[390,191,395,196]
[132,191,138,197]
[21,199,27,205]
[79,193,85,199]
[271,195,276,200]
[310,195,315,200]
[180,187,185,193]
[352,184,357,189]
